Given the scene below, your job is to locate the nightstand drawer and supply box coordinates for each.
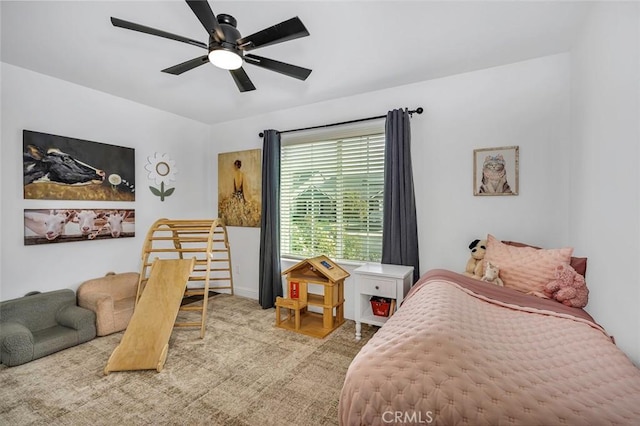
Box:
[360,277,397,299]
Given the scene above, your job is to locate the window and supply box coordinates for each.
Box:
[280,124,385,262]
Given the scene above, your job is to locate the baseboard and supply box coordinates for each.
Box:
[232,287,258,300]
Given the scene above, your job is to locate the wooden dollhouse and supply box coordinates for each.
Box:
[276,255,349,338]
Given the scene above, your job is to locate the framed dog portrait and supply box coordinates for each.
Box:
[473,146,519,196]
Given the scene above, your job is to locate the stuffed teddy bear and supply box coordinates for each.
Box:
[481,261,504,286]
[464,239,487,279]
[544,263,589,308]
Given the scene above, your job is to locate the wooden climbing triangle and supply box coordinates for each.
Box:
[137,218,234,338]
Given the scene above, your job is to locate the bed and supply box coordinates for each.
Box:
[339,268,640,425]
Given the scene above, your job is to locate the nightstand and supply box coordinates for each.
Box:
[353,263,414,340]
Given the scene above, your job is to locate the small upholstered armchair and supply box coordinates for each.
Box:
[77,272,140,336]
[0,289,96,367]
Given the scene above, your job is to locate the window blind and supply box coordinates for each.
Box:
[280,131,385,262]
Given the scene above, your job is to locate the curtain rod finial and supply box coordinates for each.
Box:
[259,132,264,138]
[407,107,424,116]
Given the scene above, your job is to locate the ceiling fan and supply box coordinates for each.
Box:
[111,0,311,92]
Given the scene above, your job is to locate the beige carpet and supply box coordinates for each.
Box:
[0,294,376,425]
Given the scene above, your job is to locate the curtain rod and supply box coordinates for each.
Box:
[258,107,423,138]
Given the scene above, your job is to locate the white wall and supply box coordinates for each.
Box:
[569,2,640,364]
[0,63,211,301]
[208,53,572,321]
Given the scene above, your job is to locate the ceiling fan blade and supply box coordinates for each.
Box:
[244,54,311,81]
[229,68,256,92]
[162,55,210,75]
[185,0,225,41]
[110,17,207,49]
[238,17,309,52]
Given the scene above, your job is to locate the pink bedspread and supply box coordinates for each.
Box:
[339,269,640,425]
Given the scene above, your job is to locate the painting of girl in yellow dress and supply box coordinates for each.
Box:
[218,149,262,227]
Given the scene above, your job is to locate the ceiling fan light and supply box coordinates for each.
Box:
[208,49,242,70]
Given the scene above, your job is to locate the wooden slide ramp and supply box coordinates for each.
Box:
[104,258,195,374]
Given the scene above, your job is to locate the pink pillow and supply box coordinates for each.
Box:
[502,240,587,277]
[484,234,574,295]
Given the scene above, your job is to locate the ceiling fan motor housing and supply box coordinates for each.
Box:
[210,14,242,55]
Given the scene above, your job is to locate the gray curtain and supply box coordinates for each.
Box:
[258,130,282,308]
[381,109,420,283]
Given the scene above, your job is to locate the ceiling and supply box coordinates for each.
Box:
[1,1,591,125]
